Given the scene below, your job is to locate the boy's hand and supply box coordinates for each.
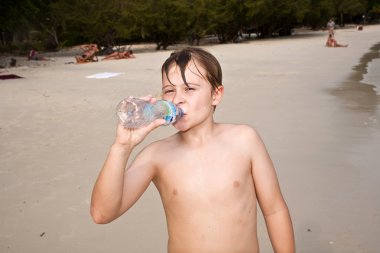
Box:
[114,95,166,148]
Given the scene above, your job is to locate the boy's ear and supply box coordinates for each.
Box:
[212,85,224,106]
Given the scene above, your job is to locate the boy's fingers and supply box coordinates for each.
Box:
[139,95,153,101]
[145,119,166,132]
[150,97,158,104]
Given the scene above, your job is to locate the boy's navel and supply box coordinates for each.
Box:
[233,180,240,188]
[173,189,178,196]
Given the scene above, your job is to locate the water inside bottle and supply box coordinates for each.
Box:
[116,98,183,128]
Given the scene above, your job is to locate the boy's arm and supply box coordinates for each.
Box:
[90,141,134,224]
[249,128,295,253]
[90,96,166,224]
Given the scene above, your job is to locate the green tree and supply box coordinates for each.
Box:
[0,0,38,46]
[368,0,380,21]
[29,0,72,50]
[304,0,334,29]
[210,0,249,43]
[186,0,217,45]
[133,0,190,49]
[246,0,309,37]
[331,0,367,25]
[62,0,129,47]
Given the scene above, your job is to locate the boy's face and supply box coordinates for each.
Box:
[161,60,223,131]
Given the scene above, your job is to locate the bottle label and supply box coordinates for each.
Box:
[162,101,177,124]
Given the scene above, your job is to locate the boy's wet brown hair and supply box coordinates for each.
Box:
[161,47,223,91]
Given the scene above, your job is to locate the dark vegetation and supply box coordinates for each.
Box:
[1,0,379,54]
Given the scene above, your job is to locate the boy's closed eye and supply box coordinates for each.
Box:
[163,86,196,94]
[163,89,175,94]
[185,87,196,92]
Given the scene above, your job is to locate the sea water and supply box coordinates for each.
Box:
[361,43,380,95]
[362,57,380,95]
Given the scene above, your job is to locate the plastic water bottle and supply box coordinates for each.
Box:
[116,97,184,128]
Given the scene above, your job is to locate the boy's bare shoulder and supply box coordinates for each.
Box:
[217,123,265,153]
[217,123,261,141]
[216,124,267,162]
[140,124,262,156]
[139,133,179,155]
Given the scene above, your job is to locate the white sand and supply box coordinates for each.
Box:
[1,25,380,253]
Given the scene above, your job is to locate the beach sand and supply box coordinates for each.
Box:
[1,25,379,253]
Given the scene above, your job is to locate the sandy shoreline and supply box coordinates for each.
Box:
[1,25,380,253]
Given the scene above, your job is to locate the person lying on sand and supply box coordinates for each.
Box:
[28,49,50,61]
[101,50,135,61]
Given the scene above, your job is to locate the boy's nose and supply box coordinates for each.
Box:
[172,90,185,105]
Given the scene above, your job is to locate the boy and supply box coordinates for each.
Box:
[91,47,295,252]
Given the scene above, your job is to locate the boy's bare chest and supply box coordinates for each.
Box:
[155,148,252,202]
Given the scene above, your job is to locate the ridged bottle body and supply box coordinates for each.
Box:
[116,98,183,128]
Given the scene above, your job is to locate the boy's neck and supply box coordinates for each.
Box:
[178,118,218,146]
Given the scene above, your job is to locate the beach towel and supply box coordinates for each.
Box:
[0,74,23,80]
[86,72,123,79]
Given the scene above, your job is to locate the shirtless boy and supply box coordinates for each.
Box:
[91,47,295,252]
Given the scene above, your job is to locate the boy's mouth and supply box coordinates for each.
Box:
[176,107,186,121]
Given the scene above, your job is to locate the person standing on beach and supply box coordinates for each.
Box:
[91,47,295,252]
[327,19,335,36]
